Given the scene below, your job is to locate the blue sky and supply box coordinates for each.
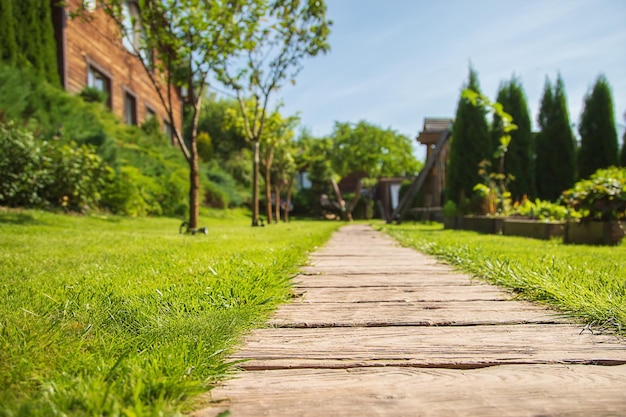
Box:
[271,0,625,160]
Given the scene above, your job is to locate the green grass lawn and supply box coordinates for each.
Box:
[381,222,626,335]
[0,208,341,416]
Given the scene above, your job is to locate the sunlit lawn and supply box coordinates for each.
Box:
[0,208,341,416]
[381,222,626,334]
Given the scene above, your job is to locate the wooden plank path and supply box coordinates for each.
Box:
[193,224,626,416]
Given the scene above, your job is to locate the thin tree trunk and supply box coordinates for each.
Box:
[188,95,203,229]
[265,164,273,224]
[274,184,281,223]
[284,176,294,222]
[252,140,260,226]
[189,155,200,228]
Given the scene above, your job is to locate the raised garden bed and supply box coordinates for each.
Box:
[462,215,504,234]
[564,220,625,246]
[503,218,565,240]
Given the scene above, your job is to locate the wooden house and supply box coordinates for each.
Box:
[50,0,183,140]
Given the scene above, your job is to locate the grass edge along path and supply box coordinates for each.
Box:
[380,223,626,336]
[0,209,341,416]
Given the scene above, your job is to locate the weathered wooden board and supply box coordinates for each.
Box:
[303,259,446,272]
[231,325,626,369]
[269,300,566,327]
[194,365,626,417]
[292,285,512,303]
[293,273,486,288]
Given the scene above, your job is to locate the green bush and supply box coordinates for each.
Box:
[203,161,247,209]
[0,120,46,206]
[511,197,577,221]
[561,166,626,221]
[0,121,111,212]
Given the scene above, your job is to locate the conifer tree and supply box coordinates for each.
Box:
[534,76,577,201]
[446,66,491,206]
[0,0,17,63]
[578,75,618,178]
[37,0,59,85]
[9,0,58,84]
[492,77,534,200]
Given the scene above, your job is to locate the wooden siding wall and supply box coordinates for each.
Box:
[61,0,182,138]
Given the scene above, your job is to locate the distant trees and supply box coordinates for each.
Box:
[492,77,534,200]
[578,75,619,178]
[215,0,332,226]
[534,75,577,201]
[446,67,491,205]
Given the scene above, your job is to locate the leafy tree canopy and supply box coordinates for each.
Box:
[330,120,421,179]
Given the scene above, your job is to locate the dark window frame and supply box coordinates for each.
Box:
[123,89,138,125]
[86,59,113,109]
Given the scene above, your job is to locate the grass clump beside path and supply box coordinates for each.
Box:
[0,209,341,416]
[381,223,626,335]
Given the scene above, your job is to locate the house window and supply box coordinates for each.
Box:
[163,119,173,141]
[121,0,141,52]
[124,91,137,125]
[87,65,111,108]
[145,106,156,120]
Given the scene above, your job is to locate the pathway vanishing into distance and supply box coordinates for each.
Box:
[194,224,626,417]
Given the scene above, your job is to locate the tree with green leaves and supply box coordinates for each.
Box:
[578,75,619,178]
[534,75,577,201]
[491,77,534,200]
[446,67,491,207]
[260,111,298,223]
[193,94,248,163]
[270,136,298,222]
[329,120,421,220]
[215,0,331,226]
[331,120,420,179]
[95,0,258,229]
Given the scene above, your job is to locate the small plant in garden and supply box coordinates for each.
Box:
[511,196,579,221]
[463,89,518,215]
[561,166,626,221]
[443,200,458,217]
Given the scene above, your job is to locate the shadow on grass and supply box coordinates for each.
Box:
[0,210,44,225]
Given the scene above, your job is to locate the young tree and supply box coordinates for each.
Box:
[270,138,297,222]
[534,76,577,201]
[446,67,491,206]
[215,0,331,226]
[492,77,534,200]
[260,111,298,223]
[578,75,619,178]
[95,0,255,229]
